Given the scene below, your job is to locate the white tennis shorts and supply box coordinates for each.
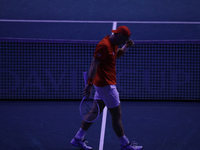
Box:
[94,85,120,108]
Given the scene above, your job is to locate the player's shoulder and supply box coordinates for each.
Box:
[97,36,111,49]
[96,41,108,50]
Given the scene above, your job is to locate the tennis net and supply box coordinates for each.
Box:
[1,38,200,100]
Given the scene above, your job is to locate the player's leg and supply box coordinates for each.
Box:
[108,102,143,150]
[103,85,142,149]
[108,104,124,137]
[108,104,130,147]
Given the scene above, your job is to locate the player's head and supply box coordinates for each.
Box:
[111,26,131,45]
[112,26,131,37]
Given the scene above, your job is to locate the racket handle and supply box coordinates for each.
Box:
[83,72,88,86]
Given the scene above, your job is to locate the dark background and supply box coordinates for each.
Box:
[0,1,200,150]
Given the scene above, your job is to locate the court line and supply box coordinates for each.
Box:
[1,19,200,24]
[99,107,108,150]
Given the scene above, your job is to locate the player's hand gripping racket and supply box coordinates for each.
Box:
[79,72,100,123]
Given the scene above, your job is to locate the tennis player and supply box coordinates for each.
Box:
[71,26,143,150]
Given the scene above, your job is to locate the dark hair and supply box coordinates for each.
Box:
[114,33,120,36]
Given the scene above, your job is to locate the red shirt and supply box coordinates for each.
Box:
[93,35,118,87]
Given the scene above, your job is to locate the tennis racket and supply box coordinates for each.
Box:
[79,72,100,123]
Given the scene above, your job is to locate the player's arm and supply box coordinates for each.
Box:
[83,57,100,96]
[88,57,100,79]
[117,48,125,59]
[117,39,134,59]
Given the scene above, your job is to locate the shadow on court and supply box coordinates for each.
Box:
[0,100,200,150]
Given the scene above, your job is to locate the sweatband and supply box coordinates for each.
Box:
[122,45,129,53]
[87,78,94,85]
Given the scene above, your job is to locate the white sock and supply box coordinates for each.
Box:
[75,128,86,140]
[119,135,130,146]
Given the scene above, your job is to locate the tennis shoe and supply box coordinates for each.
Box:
[121,141,143,150]
[70,137,93,150]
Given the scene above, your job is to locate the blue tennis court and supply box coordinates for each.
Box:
[1,0,200,150]
[0,101,200,150]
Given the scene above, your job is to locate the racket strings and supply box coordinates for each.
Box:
[81,99,100,122]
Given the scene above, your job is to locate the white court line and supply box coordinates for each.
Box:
[99,106,108,150]
[1,19,200,24]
